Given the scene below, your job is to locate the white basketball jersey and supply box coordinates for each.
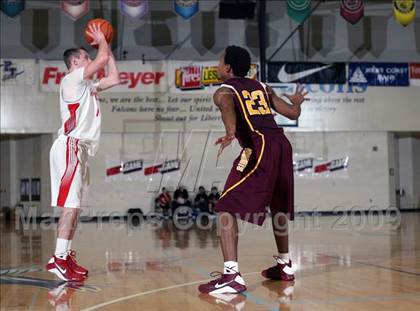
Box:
[58,67,101,156]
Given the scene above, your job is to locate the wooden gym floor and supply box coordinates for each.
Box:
[1,212,419,310]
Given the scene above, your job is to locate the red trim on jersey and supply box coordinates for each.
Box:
[64,103,80,135]
[57,137,79,207]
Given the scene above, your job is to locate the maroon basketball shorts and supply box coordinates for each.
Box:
[216,130,294,226]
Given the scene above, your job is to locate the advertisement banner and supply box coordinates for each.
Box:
[294,154,350,178]
[168,61,259,94]
[106,159,144,176]
[267,62,346,84]
[0,59,35,85]
[348,63,409,87]
[40,60,168,93]
[409,63,420,86]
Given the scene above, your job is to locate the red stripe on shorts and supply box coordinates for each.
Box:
[57,137,79,207]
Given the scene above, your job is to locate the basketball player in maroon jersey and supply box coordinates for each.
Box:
[199,46,308,294]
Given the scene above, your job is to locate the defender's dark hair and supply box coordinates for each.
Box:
[224,45,251,77]
[63,47,87,69]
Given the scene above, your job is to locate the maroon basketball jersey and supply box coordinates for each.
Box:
[221,77,278,148]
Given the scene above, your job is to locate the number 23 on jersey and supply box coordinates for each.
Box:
[242,90,271,116]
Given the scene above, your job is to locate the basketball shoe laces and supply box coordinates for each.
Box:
[210,271,230,285]
[209,267,239,283]
[210,271,224,280]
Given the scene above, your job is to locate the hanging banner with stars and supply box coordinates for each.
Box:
[0,0,25,18]
[287,0,311,24]
[174,0,199,20]
[393,0,416,26]
[340,0,364,24]
[120,0,149,19]
[61,0,90,21]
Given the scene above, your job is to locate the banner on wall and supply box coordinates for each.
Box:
[293,155,350,178]
[106,159,144,176]
[145,159,181,175]
[268,62,346,84]
[106,158,181,182]
[168,61,259,94]
[0,0,25,18]
[39,60,168,93]
[174,0,199,20]
[409,63,420,86]
[287,0,311,24]
[120,0,149,19]
[314,156,349,173]
[393,0,416,26]
[340,0,364,24]
[61,0,90,21]
[0,59,34,85]
[348,63,409,87]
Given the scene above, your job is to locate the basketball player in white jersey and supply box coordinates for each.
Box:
[46,24,120,281]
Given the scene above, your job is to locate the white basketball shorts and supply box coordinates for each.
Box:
[50,135,90,208]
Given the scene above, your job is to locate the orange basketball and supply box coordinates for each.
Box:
[84,18,113,48]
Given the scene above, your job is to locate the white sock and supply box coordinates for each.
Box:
[55,238,69,259]
[277,253,290,264]
[224,261,239,274]
[67,240,72,252]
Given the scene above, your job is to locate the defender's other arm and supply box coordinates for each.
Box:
[214,87,237,157]
[266,84,308,120]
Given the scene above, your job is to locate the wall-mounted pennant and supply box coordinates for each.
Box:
[174,0,199,20]
[287,0,311,24]
[120,0,149,19]
[393,0,416,26]
[1,0,25,18]
[340,0,364,24]
[61,0,90,21]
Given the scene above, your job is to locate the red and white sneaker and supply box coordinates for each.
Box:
[45,255,86,282]
[67,250,88,276]
[198,272,247,294]
[261,256,295,281]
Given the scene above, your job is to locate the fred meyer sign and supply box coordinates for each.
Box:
[40,60,168,93]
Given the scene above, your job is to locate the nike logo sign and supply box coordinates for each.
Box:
[56,265,67,275]
[282,264,295,275]
[277,64,332,83]
[215,280,233,289]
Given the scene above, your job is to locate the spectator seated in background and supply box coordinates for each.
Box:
[155,187,172,217]
[172,185,191,212]
[194,186,209,213]
[208,186,220,214]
